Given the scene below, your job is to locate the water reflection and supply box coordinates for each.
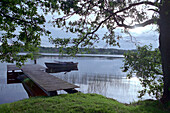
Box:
[53,72,148,103]
[0,84,28,104]
[0,56,153,104]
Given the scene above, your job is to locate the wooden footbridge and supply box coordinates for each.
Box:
[7,64,79,96]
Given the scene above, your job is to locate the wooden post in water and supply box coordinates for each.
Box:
[48,91,58,96]
[34,59,37,64]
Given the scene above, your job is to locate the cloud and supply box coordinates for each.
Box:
[40,24,159,50]
[39,6,159,50]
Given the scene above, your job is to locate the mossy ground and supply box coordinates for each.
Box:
[0,93,169,113]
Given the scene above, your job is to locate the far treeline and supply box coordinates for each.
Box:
[38,47,135,55]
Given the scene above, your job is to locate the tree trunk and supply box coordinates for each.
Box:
[159,0,170,103]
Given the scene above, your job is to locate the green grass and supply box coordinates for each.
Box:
[0,93,169,113]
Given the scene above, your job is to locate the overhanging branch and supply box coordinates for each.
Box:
[76,15,112,46]
[0,11,33,25]
[114,18,157,29]
[115,1,158,14]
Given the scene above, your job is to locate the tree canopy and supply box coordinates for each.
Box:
[0,0,170,103]
[51,0,159,53]
[0,0,160,62]
[0,0,57,66]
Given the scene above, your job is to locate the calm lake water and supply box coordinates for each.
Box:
[0,55,153,104]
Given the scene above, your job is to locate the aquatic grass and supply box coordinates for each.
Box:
[0,93,169,113]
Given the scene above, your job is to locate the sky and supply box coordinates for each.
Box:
[40,1,159,50]
[0,21,159,50]
[41,23,159,50]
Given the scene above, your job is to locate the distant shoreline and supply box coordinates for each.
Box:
[18,53,124,58]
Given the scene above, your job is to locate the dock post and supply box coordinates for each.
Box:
[64,88,79,94]
[48,91,58,96]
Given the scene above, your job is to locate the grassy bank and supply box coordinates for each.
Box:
[0,93,169,113]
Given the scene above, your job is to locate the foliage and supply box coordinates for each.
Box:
[0,93,169,113]
[0,0,58,66]
[0,0,161,62]
[122,45,163,99]
[50,0,159,55]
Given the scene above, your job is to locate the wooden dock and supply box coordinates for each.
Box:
[7,64,79,96]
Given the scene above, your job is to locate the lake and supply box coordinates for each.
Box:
[0,54,153,104]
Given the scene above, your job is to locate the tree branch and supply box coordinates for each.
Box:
[148,8,159,13]
[114,18,157,29]
[115,1,158,14]
[0,11,32,25]
[76,15,112,46]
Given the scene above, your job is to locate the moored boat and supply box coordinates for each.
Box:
[45,61,78,69]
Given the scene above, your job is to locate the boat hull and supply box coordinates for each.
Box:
[45,62,78,69]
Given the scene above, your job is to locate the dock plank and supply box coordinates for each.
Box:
[7,64,79,93]
[7,65,21,71]
[21,64,46,71]
[7,64,45,71]
[22,69,79,91]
